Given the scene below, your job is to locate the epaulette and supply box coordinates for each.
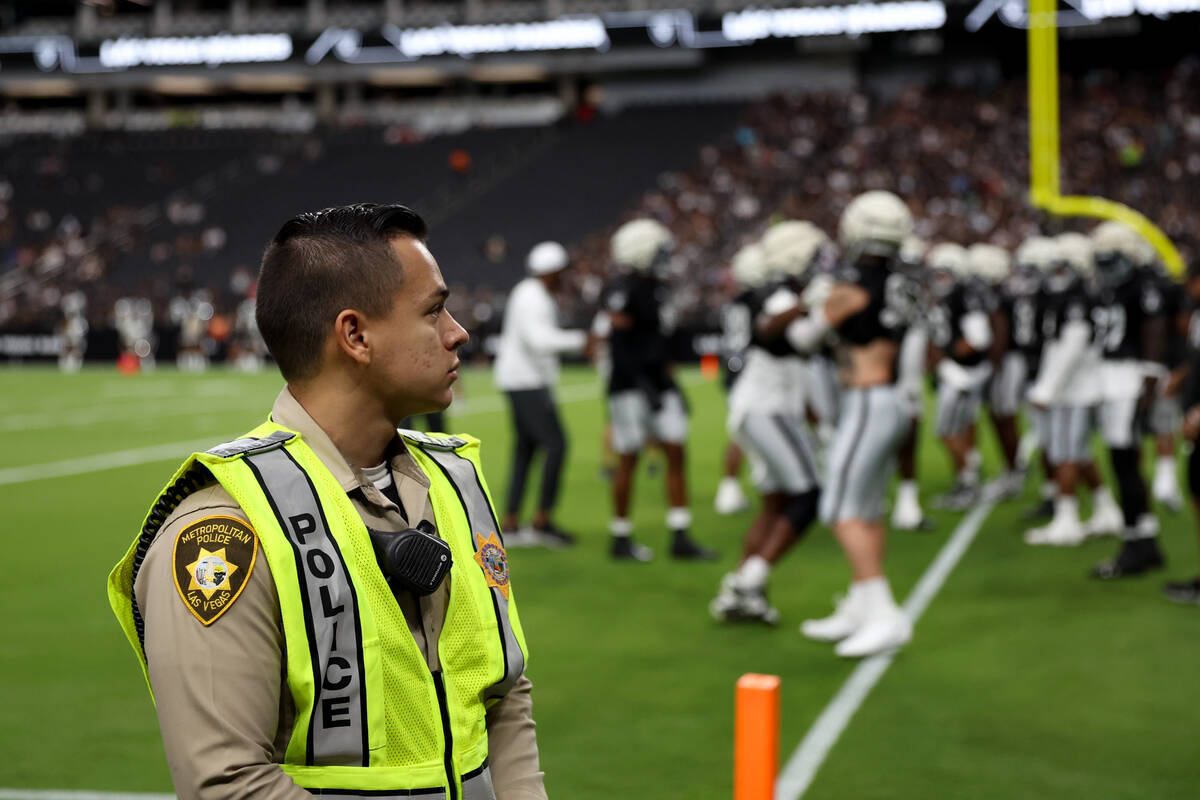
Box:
[398,428,468,451]
[206,430,295,459]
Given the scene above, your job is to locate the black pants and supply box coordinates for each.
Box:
[506,388,567,517]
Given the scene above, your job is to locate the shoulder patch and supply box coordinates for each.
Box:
[172,515,258,626]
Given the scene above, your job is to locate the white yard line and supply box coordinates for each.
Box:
[775,501,996,800]
[0,379,612,487]
[0,792,175,800]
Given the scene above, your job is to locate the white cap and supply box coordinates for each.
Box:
[526,241,569,276]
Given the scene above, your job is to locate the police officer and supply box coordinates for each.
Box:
[108,204,545,800]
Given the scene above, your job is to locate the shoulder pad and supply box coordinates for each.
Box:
[399,429,469,451]
[206,430,295,459]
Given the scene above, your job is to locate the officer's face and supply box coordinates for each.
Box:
[366,237,468,422]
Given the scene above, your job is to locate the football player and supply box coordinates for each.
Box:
[927,243,992,511]
[970,243,1026,500]
[1149,264,1188,512]
[1163,260,1200,604]
[709,229,824,624]
[782,191,920,657]
[891,236,933,532]
[1087,221,1169,578]
[602,218,717,562]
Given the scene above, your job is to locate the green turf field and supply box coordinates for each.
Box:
[2,365,1198,798]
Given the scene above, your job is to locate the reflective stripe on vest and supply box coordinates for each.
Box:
[418,447,524,699]
[305,765,492,799]
[241,445,369,768]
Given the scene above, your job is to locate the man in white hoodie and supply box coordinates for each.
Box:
[494,241,590,548]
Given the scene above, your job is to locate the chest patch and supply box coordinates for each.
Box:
[473,531,510,599]
[172,515,258,626]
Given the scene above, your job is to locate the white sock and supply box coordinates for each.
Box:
[1155,456,1177,489]
[1093,485,1117,512]
[719,476,740,491]
[1136,513,1160,540]
[958,466,978,487]
[1054,495,1080,526]
[852,576,899,616]
[737,555,771,590]
[611,518,633,537]
[897,480,919,508]
[666,507,692,532]
[966,448,982,475]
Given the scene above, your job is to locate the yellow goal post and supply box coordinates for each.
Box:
[1026,0,1184,275]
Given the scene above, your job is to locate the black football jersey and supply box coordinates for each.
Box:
[603,273,676,395]
[1158,273,1187,368]
[929,282,990,367]
[1090,268,1164,361]
[1185,304,1200,409]
[1040,284,1091,345]
[1003,275,1043,360]
[834,259,912,346]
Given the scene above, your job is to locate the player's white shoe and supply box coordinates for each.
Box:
[709,574,780,625]
[834,609,912,658]
[801,593,865,642]
[1024,517,1084,546]
[1153,481,1184,513]
[714,477,749,515]
[1084,500,1124,539]
[890,495,926,531]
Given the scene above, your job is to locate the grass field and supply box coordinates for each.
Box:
[2,364,1199,799]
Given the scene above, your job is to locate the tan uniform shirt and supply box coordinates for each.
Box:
[135,388,547,800]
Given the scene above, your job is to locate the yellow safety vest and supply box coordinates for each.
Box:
[108,422,529,800]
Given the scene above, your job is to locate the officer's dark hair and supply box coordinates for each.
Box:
[256,203,428,382]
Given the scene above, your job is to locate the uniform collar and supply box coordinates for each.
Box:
[269,387,429,495]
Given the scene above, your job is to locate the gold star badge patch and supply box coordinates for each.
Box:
[473,531,510,599]
[173,515,257,626]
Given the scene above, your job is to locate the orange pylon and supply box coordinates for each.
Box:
[734,673,780,800]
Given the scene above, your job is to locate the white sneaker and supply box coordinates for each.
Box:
[890,497,925,531]
[835,609,912,658]
[1154,486,1184,513]
[801,593,865,642]
[714,478,749,515]
[1025,517,1084,546]
[1084,503,1124,539]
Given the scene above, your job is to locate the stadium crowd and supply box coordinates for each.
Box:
[2,58,1199,353]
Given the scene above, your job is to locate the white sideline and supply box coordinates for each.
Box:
[0,792,175,800]
[774,501,996,800]
[0,380,607,487]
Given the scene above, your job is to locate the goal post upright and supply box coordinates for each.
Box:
[1025,0,1185,274]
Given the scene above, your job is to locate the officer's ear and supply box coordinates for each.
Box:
[334,308,371,366]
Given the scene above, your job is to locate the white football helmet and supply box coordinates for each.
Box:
[730,243,768,290]
[1090,221,1152,286]
[1014,236,1058,272]
[968,243,1011,285]
[1054,232,1094,277]
[760,220,830,279]
[838,190,914,257]
[927,242,970,277]
[611,218,674,273]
